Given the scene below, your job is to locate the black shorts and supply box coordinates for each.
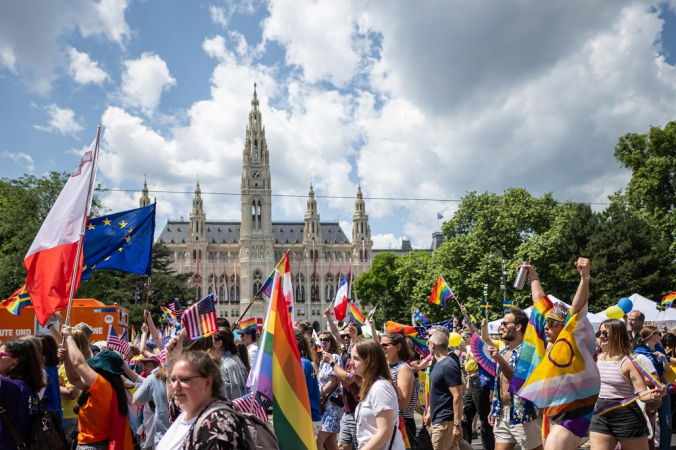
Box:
[590,399,649,439]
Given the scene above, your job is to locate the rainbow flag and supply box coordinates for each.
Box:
[160,305,176,323]
[662,292,676,309]
[348,303,366,325]
[130,325,136,343]
[1,285,32,316]
[248,251,316,450]
[517,305,600,437]
[385,318,453,357]
[428,276,453,307]
[240,317,257,330]
[509,295,552,394]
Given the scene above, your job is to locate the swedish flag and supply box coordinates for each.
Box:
[82,203,156,280]
[480,300,492,311]
[503,299,517,310]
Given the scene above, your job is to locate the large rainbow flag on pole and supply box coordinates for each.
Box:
[248,251,316,450]
[509,295,552,394]
[516,305,600,438]
[428,276,453,308]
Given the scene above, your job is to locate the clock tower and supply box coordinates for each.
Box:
[240,84,274,313]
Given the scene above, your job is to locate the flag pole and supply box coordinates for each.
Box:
[144,276,152,318]
[64,124,101,328]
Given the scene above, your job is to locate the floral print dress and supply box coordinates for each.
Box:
[184,401,249,450]
[318,354,344,433]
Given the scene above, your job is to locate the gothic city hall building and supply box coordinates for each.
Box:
[140,87,374,329]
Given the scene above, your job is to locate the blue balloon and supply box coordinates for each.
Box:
[618,297,633,314]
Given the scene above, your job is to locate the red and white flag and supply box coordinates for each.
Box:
[333,268,352,321]
[24,134,99,326]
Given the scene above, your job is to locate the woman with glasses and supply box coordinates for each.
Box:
[635,326,672,450]
[380,331,417,450]
[589,319,663,450]
[0,338,45,448]
[158,349,248,450]
[318,332,344,450]
[353,338,405,450]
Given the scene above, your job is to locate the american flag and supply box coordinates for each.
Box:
[231,393,270,422]
[107,325,130,357]
[169,298,183,322]
[183,293,218,340]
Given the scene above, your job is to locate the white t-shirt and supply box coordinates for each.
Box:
[635,354,656,374]
[247,342,259,366]
[355,378,405,450]
[156,411,198,450]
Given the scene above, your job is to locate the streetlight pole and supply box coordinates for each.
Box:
[489,243,508,311]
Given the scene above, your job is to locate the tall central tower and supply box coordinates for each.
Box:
[240,84,275,311]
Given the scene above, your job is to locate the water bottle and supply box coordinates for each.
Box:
[513,261,528,290]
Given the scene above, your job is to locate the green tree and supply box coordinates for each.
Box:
[353,252,408,325]
[614,121,676,258]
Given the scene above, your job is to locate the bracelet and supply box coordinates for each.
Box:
[47,324,54,329]
[581,276,591,280]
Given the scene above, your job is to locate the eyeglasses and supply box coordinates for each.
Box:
[500,321,515,328]
[0,352,15,358]
[169,375,204,386]
[600,330,608,337]
[546,319,564,328]
[381,343,392,349]
[320,338,332,342]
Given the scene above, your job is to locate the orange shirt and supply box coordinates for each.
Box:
[78,374,113,444]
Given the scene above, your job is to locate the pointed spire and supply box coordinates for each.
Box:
[357,184,363,199]
[195,177,201,196]
[309,182,314,197]
[140,177,151,208]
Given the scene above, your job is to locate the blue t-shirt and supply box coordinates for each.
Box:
[43,365,63,419]
[302,357,322,421]
[0,377,37,448]
[429,355,462,424]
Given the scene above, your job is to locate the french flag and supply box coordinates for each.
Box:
[24,134,99,326]
[333,269,352,321]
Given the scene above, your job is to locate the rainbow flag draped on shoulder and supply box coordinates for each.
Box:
[248,251,316,450]
[516,304,600,438]
[509,295,552,394]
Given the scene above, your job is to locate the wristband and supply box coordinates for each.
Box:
[581,276,590,280]
[47,324,54,329]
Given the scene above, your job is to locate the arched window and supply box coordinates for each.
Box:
[197,286,202,299]
[219,286,226,302]
[193,250,197,261]
[252,270,263,297]
[295,274,305,303]
[325,273,335,301]
[257,201,262,230]
[310,274,319,302]
[230,274,240,303]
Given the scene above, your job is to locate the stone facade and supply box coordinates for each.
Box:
[149,86,374,329]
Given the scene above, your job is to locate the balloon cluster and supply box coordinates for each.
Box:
[606,297,633,319]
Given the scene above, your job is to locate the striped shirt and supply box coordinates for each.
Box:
[598,358,635,399]
[390,361,417,419]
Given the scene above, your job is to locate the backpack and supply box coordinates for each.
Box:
[191,400,278,450]
[0,399,68,450]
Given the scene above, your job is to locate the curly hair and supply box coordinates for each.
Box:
[318,331,341,355]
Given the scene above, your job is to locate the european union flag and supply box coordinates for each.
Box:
[82,203,156,280]
[437,212,443,220]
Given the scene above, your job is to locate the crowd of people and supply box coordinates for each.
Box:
[0,256,675,450]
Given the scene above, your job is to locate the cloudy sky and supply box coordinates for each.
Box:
[2,0,676,249]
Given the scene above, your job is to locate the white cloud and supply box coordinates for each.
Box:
[371,233,402,249]
[68,47,110,85]
[263,0,363,86]
[209,6,229,28]
[2,151,34,173]
[0,0,131,94]
[120,53,176,114]
[34,104,83,136]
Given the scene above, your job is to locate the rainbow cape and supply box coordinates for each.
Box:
[662,292,676,309]
[348,303,366,325]
[428,276,453,307]
[248,252,316,450]
[509,296,552,394]
[516,304,600,438]
[1,285,32,315]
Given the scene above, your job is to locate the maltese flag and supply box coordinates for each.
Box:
[24,134,100,326]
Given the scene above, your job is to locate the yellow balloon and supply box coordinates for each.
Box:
[448,332,462,347]
[606,305,624,320]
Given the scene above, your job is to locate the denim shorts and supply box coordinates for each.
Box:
[338,412,357,444]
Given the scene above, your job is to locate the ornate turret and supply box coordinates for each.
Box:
[352,185,372,265]
[190,179,206,241]
[140,178,150,208]
[304,183,321,242]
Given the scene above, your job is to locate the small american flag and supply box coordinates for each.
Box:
[231,393,269,422]
[183,293,218,340]
[107,325,130,357]
[169,298,183,322]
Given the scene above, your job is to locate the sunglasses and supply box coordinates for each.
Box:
[169,375,204,386]
[341,335,350,339]
[0,352,15,358]
[600,330,608,337]
[546,318,564,328]
[320,338,332,342]
[500,321,515,328]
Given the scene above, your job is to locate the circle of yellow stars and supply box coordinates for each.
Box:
[83,218,133,271]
